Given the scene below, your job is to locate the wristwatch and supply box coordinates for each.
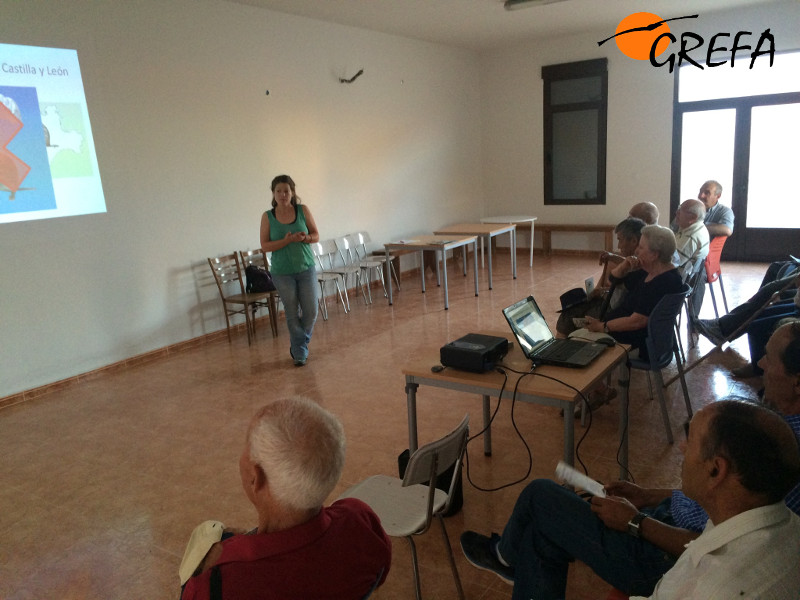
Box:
[627,512,648,538]
[603,321,610,333]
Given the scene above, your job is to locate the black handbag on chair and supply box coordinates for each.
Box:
[245,265,276,293]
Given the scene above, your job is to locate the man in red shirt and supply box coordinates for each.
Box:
[181,397,391,599]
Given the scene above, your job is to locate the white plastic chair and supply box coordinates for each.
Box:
[311,241,349,320]
[339,415,469,600]
[333,235,371,306]
[351,231,401,296]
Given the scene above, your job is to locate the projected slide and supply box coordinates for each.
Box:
[0,43,105,224]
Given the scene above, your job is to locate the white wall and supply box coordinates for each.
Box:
[0,0,482,396]
[480,0,800,248]
[2,1,797,397]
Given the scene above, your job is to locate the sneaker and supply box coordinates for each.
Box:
[460,531,514,585]
[290,349,307,367]
[694,319,726,347]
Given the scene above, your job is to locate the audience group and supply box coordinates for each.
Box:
[177,180,799,600]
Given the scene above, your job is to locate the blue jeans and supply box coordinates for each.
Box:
[271,266,318,360]
[497,479,676,600]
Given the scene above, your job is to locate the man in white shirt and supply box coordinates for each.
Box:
[672,199,709,280]
[629,399,800,600]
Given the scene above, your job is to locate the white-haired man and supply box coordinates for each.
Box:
[181,397,391,599]
[673,199,709,281]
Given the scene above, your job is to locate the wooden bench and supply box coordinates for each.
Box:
[536,223,616,256]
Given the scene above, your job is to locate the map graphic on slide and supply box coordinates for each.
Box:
[0,42,106,224]
[0,86,57,214]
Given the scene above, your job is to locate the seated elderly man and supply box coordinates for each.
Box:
[460,322,800,600]
[180,397,391,600]
[672,199,709,281]
[556,217,645,336]
[629,202,660,225]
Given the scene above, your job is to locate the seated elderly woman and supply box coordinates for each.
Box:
[584,224,683,359]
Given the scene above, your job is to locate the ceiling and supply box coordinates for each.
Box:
[224,0,781,52]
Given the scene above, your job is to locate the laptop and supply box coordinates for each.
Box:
[502,295,607,368]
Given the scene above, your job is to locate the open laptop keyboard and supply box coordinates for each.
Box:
[538,339,588,361]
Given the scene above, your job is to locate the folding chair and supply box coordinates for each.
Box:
[333,235,371,305]
[339,415,469,600]
[351,231,401,291]
[311,240,349,320]
[629,285,693,444]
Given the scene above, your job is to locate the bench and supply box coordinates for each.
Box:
[536,223,616,256]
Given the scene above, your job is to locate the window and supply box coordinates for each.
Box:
[542,58,608,205]
[672,50,800,261]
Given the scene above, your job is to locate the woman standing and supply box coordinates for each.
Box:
[260,175,319,366]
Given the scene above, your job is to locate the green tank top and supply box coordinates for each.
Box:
[266,205,316,275]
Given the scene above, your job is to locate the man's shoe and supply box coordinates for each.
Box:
[694,319,726,346]
[460,531,514,585]
[732,364,757,378]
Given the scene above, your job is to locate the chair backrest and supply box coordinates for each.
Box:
[403,415,469,516]
[704,235,728,283]
[312,239,339,270]
[239,248,270,270]
[208,253,246,297]
[351,231,370,260]
[334,236,358,266]
[643,284,691,369]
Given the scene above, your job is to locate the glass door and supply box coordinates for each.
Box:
[673,52,800,262]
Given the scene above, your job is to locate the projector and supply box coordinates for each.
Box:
[440,333,509,373]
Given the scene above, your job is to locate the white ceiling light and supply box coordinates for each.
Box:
[504,0,570,10]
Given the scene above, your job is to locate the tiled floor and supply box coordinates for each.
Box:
[0,254,768,600]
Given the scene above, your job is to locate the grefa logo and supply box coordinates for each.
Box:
[598,12,775,72]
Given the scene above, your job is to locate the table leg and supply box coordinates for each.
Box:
[511,229,517,279]
[482,394,492,456]
[529,222,534,267]
[563,400,575,467]
[406,380,419,453]
[435,250,441,287]
[462,245,467,276]
[618,361,631,480]
[473,240,479,297]
[386,247,393,305]
[487,234,493,289]
[420,250,427,294]
[441,248,449,310]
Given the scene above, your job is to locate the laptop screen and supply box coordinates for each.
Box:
[502,296,555,359]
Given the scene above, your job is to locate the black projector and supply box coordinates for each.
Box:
[440,333,509,373]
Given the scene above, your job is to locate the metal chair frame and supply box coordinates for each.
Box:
[629,284,693,444]
[339,415,469,600]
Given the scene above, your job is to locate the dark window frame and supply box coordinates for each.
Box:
[542,58,608,206]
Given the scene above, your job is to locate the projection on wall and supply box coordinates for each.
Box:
[0,42,105,224]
